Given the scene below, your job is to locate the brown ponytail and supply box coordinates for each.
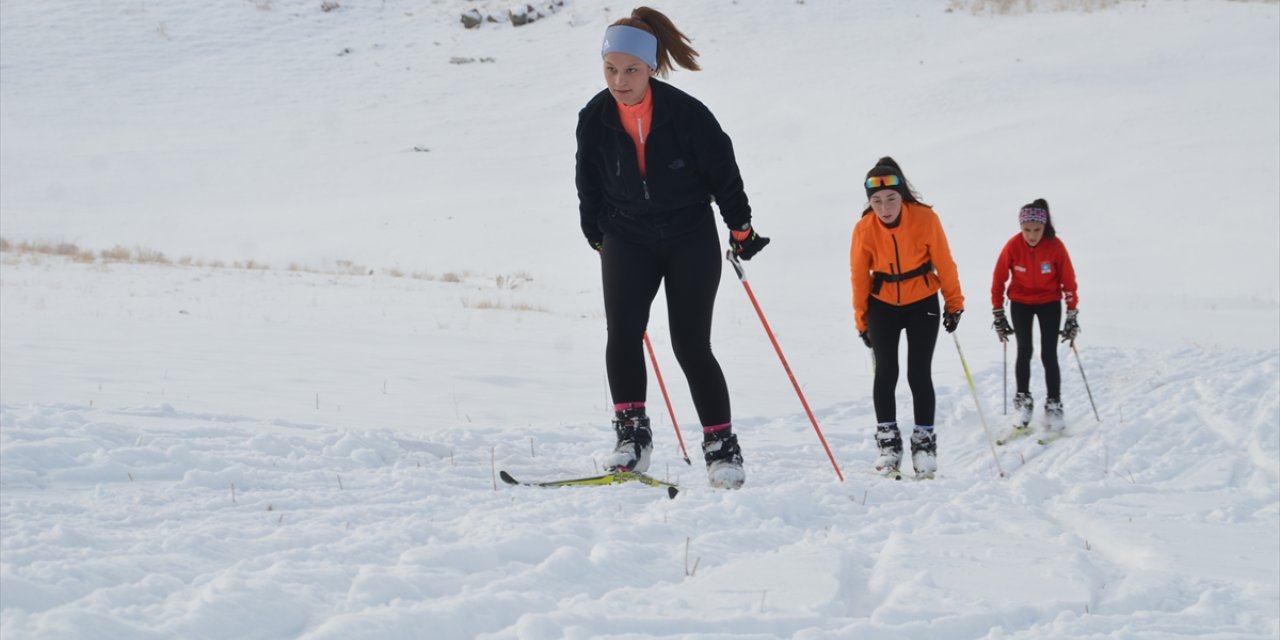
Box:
[612,7,700,77]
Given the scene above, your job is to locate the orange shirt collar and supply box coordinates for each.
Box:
[615,85,653,120]
[615,86,654,174]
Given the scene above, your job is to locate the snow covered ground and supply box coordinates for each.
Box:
[2,1,1278,638]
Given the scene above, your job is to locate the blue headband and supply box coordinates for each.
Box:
[602,25,658,70]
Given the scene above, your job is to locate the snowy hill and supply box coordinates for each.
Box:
[2,1,1278,638]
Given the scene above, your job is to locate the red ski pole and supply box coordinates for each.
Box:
[644,332,691,465]
[726,251,844,482]
[600,248,691,464]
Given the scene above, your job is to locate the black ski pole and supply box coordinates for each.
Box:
[1070,339,1101,422]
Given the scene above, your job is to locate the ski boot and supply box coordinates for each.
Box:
[1012,392,1034,430]
[910,426,937,479]
[1045,398,1066,432]
[874,422,903,478]
[604,407,652,473]
[702,431,745,489]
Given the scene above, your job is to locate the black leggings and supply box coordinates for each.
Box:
[600,219,730,427]
[866,295,940,426]
[1010,301,1061,400]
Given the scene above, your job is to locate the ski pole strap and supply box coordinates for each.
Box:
[727,250,747,280]
[871,261,933,295]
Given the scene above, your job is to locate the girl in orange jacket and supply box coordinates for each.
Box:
[850,157,964,478]
[990,198,1079,432]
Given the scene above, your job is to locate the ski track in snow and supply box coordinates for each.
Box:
[3,0,1279,637]
[1,262,1277,639]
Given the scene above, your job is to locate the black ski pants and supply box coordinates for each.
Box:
[1010,300,1062,400]
[600,219,730,427]
[866,294,940,426]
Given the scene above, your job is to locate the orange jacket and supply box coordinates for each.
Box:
[850,202,964,332]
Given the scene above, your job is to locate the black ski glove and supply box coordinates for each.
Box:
[992,308,1014,342]
[943,309,963,334]
[859,330,872,349]
[729,225,770,261]
[1060,309,1080,343]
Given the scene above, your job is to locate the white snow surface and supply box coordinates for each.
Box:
[2,1,1278,638]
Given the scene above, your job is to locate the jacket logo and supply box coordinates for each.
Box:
[1040,261,1052,274]
[1013,265,1027,273]
[668,159,685,170]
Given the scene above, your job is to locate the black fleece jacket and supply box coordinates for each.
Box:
[575,79,752,247]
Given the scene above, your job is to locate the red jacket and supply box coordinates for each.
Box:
[991,234,1078,310]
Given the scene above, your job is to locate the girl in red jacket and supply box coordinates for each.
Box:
[990,198,1080,432]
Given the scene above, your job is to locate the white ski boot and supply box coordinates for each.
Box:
[604,408,652,473]
[1012,392,1034,429]
[1045,398,1066,432]
[874,422,903,475]
[703,432,745,489]
[910,426,937,479]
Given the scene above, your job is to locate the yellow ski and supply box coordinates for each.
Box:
[499,470,679,499]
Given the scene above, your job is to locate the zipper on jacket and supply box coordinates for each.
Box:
[891,236,903,304]
[638,118,649,200]
[615,129,647,200]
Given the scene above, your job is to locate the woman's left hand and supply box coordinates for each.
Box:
[1060,309,1080,342]
[729,225,770,260]
[943,309,963,333]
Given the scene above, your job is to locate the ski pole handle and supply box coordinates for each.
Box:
[728,250,748,281]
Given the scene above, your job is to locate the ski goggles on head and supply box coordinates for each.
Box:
[864,175,902,189]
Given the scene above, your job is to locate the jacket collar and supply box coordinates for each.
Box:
[601,78,674,131]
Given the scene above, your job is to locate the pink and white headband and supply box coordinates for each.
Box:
[1019,207,1048,225]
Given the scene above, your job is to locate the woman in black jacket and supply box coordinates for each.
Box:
[576,6,768,489]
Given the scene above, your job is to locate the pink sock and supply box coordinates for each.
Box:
[702,422,731,435]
